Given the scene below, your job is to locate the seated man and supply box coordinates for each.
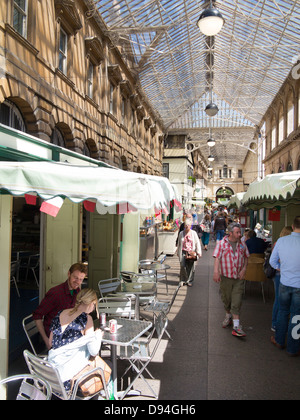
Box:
[32,262,88,349]
[245,230,268,254]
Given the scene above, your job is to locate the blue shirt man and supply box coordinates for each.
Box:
[270,231,300,288]
[269,216,300,356]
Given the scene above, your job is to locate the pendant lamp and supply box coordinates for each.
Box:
[197,2,224,36]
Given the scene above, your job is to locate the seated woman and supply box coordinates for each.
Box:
[48,288,107,394]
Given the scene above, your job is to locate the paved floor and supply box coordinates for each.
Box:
[129,242,300,400]
[8,242,300,400]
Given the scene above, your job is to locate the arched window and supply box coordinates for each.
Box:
[287,97,294,136]
[0,100,26,131]
[278,104,284,144]
[51,127,65,148]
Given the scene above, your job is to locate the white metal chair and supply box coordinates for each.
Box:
[0,374,52,400]
[11,260,20,298]
[23,350,109,400]
[119,312,168,399]
[98,278,121,299]
[98,296,135,319]
[139,255,169,294]
[143,284,181,340]
[22,315,48,357]
[120,271,135,282]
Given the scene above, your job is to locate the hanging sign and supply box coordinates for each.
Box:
[268,207,281,222]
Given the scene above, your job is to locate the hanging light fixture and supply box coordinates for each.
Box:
[208,164,213,170]
[205,102,218,116]
[208,154,215,162]
[207,138,216,147]
[205,36,219,117]
[197,1,224,37]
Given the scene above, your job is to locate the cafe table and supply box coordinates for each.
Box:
[116,281,157,319]
[101,318,152,400]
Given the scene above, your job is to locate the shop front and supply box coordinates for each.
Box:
[0,125,180,385]
[242,171,300,242]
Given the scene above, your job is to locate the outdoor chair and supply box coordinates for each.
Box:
[11,260,20,298]
[98,296,135,320]
[24,254,40,287]
[118,312,168,400]
[120,271,135,282]
[0,374,52,400]
[143,283,181,339]
[23,350,109,400]
[244,254,267,303]
[98,278,121,300]
[22,314,48,357]
[139,255,169,294]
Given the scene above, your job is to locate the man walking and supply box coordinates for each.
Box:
[270,216,300,356]
[213,223,249,337]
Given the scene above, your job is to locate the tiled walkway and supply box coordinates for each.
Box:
[9,242,300,400]
[133,243,300,400]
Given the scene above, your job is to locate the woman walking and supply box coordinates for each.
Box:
[200,214,211,251]
[177,218,202,286]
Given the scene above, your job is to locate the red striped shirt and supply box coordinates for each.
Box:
[213,236,249,279]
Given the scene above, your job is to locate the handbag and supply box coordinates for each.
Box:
[72,355,111,397]
[185,251,197,261]
[263,255,277,279]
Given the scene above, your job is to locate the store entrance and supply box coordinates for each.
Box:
[9,197,40,362]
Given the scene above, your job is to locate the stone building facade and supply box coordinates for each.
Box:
[261,68,300,175]
[0,0,164,174]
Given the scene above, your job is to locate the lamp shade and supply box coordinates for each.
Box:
[208,155,215,162]
[208,164,213,170]
[207,138,216,147]
[205,102,219,116]
[197,7,224,36]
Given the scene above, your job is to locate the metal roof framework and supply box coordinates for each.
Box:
[93,0,300,165]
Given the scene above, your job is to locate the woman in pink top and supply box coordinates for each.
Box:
[177,219,202,286]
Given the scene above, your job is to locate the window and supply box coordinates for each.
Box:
[298,159,300,170]
[223,165,228,178]
[0,100,26,131]
[162,163,169,178]
[58,28,67,74]
[278,107,284,144]
[51,127,65,148]
[121,97,126,125]
[87,61,94,98]
[271,126,276,150]
[13,0,27,38]
[287,103,294,136]
[287,162,293,172]
[109,84,114,114]
[238,169,243,178]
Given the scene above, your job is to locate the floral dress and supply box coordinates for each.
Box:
[50,311,88,391]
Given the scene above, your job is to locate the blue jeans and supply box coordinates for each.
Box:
[272,272,281,330]
[201,232,210,246]
[275,283,300,354]
[216,230,225,241]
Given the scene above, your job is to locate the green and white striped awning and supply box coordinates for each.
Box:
[242,171,300,210]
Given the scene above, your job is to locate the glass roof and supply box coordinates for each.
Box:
[94,0,300,165]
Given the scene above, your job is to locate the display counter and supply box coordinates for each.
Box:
[158,225,179,256]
